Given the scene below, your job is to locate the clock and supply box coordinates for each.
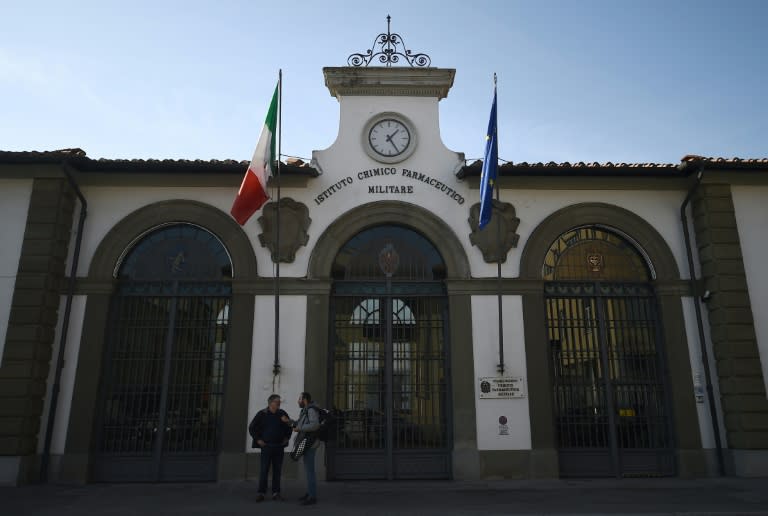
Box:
[363,113,417,163]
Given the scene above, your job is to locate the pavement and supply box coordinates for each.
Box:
[2,477,768,516]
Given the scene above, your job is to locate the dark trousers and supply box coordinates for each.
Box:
[258,445,285,494]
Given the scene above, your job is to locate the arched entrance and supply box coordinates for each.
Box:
[543,225,675,477]
[326,225,452,479]
[91,223,233,482]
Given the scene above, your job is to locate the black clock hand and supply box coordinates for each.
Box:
[385,133,400,153]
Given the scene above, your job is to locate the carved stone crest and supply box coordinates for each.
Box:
[468,200,520,263]
[258,198,312,263]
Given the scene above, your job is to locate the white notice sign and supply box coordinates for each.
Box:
[478,377,526,399]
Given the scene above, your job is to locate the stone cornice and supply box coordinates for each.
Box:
[67,277,692,297]
[323,67,456,100]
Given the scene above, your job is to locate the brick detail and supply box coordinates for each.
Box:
[0,178,75,456]
[692,183,767,450]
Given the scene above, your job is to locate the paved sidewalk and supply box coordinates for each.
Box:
[2,478,768,516]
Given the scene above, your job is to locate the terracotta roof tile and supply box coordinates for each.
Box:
[682,155,768,165]
[458,159,679,179]
[0,149,319,176]
[460,156,768,178]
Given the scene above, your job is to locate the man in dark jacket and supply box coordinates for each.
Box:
[248,394,292,502]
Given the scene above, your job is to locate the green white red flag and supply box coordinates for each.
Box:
[231,83,278,225]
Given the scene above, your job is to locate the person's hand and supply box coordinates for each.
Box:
[280,415,290,423]
[257,439,266,447]
[292,427,299,433]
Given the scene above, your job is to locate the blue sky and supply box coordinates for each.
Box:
[1,0,766,164]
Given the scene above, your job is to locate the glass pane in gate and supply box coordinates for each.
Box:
[332,296,386,449]
[548,296,609,448]
[99,295,170,454]
[164,296,229,453]
[604,296,670,450]
[392,296,448,450]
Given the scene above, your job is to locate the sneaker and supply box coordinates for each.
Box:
[272,493,283,501]
[256,494,265,502]
[301,497,317,506]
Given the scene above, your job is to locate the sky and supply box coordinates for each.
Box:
[1,0,767,165]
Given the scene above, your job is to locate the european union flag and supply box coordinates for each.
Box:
[478,86,498,230]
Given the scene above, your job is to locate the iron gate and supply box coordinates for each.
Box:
[93,281,230,482]
[326,225,451,480]
[545,281,675,477]
[92,223,233,482]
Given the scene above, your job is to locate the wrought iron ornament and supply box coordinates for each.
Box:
[348,15,432,67]
[378,243,400,276]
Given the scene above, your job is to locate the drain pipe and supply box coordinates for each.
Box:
[680,165,725,476]
[39,161,87,482]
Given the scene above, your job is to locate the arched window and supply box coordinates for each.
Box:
[94,223,233,482]
[542,226,653,282]
[331,224,446,281]
[543,225,674,478]
[116,223,233,281]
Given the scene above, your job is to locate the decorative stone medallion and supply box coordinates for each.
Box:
[258,198,312,263]
[468,200,521,263]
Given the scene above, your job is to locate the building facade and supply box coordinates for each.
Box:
[1,65,767,485]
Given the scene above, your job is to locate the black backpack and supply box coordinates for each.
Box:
[310,406,337,442]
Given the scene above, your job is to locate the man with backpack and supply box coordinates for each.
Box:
[248,394,292,502]
[282,391,322,506]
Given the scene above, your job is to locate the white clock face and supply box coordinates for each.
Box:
[368,119,411,157]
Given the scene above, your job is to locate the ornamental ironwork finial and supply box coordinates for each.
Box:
[347,15,432,68]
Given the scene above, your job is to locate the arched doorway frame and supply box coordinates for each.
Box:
[62,200,258,482]
[519,202,707,477]
[305,201,479,479]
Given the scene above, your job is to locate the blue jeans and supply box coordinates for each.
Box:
[258,445,285,494]
[303,445,317,499]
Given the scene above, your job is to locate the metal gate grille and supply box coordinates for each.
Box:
[546,282,674,477]
[94,281,230,482]
[329,290,450,479]
[326,225,451,480]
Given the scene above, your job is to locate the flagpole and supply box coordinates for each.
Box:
[493,73,505,375]
[273,69,282,377]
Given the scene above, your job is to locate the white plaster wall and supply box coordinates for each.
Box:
[0,179,32,365]
[68,97,692,289]
[306,92,691,281]
[731,185,768,394]
[246,295,307,452]
[288,185,692,281]
[509,190,691,279]
[73,186,279,278]
[471,295,531,450]
[681,296,727,449]
[301,94,466,278]
[37,295,86,454]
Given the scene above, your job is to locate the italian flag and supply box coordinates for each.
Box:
[231,84,278,225]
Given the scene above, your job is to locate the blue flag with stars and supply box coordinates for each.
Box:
[478,86,498,229]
